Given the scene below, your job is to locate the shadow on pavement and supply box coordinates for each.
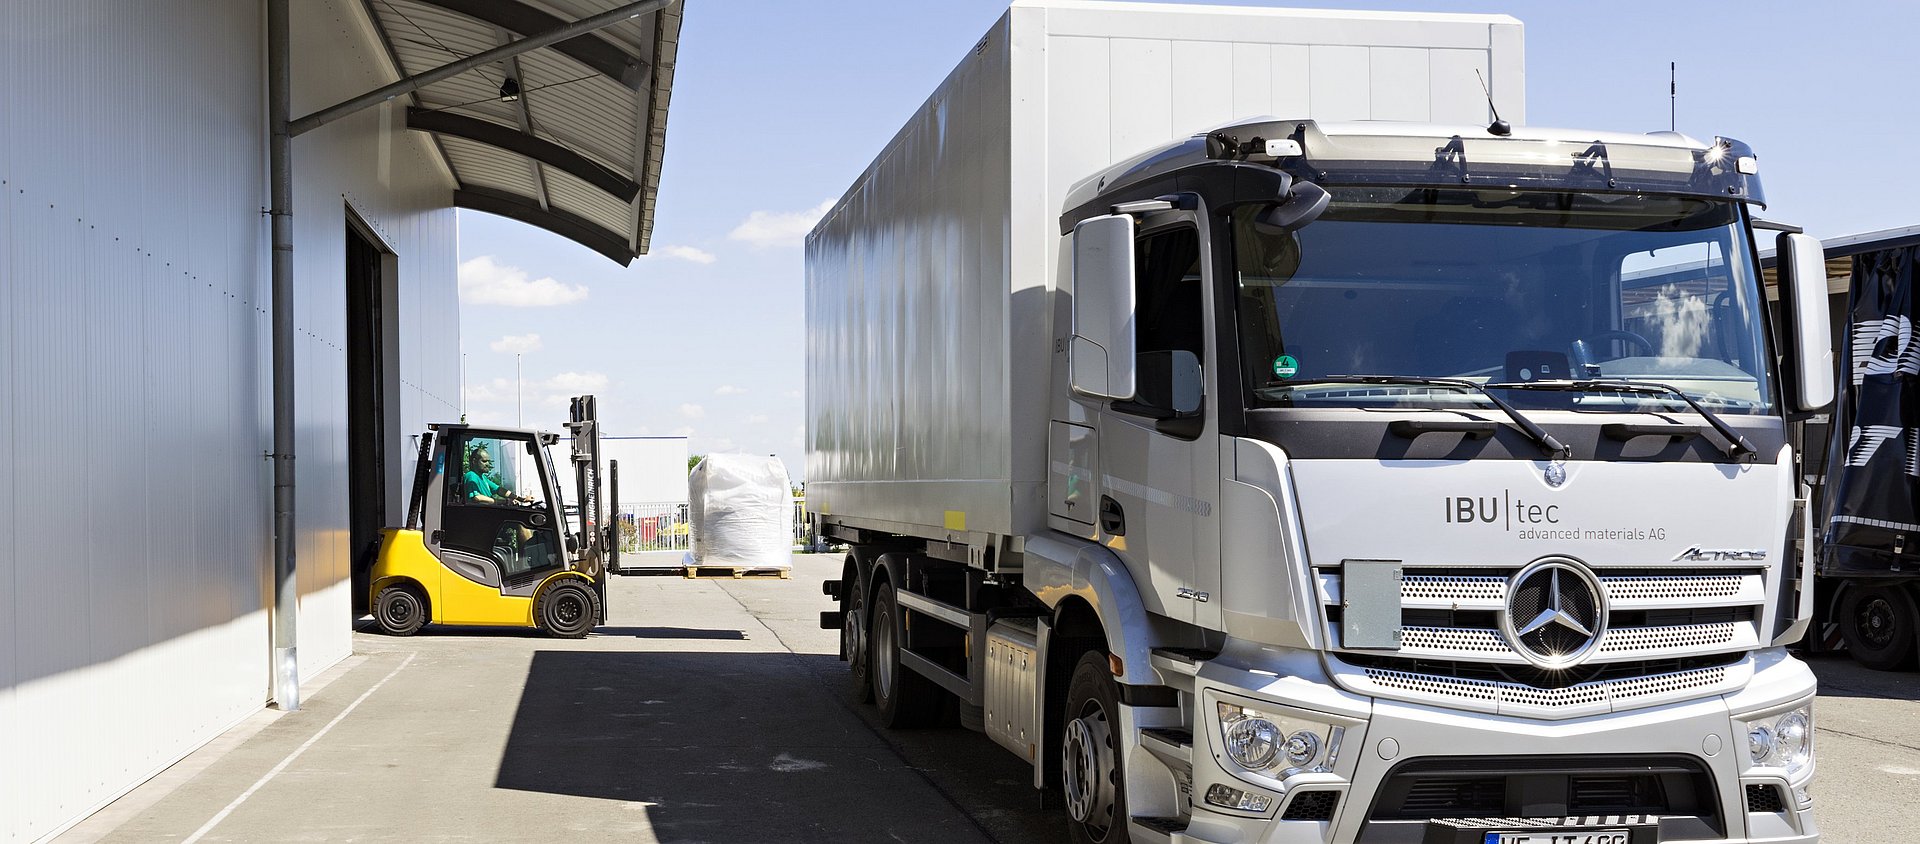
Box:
[1805,651,1920,700]
[593,626,749,640]
[496,650,996,843]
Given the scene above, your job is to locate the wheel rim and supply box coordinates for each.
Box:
[384,593,416,626]
[1857,595,1900,649]
[1062,699,1117,838]
[874,603,896,699]
[844,595,866,671]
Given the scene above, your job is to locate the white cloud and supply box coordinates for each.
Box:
[678,403,706,419]
[645,244,717,265]
[672,426,696,437]
[544,371,609,392]
[459,256,587,307]
[464,370,608,408]
[746,414,769,425]
[728,199,834,249]
[783,390,803,400]
[488,333,543,354]
[713,385,748,396]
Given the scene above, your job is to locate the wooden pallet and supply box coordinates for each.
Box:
[682,565,791,580]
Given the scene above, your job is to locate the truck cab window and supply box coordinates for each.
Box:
[1131,226,1204,416]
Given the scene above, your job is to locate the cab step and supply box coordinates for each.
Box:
[1148,647,1216,691]
[1139,726,1195,770]
[1130,815,1191,843]
[682,565,791,580]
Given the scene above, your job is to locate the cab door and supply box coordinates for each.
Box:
[1094,211,1221,624]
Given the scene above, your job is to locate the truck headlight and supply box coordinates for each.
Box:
[1216,701,1343,777]
[1742,704,1814,779]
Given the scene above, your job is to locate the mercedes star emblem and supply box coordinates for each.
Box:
[1502,558,1607,669]
[1544,461,1567,488]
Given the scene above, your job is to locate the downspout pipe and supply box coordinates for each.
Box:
[268,0,299,712]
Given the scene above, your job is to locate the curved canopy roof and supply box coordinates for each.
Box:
[358,0,681,265]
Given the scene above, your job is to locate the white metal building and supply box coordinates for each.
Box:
[0,1,679,840]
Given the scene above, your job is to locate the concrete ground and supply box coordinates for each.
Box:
[57,554,1920,843]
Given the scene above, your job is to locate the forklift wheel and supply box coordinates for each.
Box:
[374,584,427,636]
[538,580,601,639]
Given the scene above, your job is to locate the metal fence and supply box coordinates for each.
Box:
[614,498,819,555]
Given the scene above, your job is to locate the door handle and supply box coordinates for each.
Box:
[430,529,444,544]
[1099,495,1126,536]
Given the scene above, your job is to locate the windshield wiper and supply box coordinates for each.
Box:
[1277,375,1568,457]
[1484,378,1755,458]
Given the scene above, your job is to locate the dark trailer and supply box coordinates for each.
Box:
[1767,225,1920,669]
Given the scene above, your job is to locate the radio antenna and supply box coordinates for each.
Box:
[1670,62,1676,132]
[1475,69,1510,136]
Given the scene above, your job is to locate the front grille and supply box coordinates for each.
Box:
[1746,783,1785,813]
[1318,563,1767,711]
[1369,755,1720,835]
[1400,777,1504,815]
[1281,789,1341,821]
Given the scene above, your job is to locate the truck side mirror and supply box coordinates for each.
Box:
[1069,214,1138,401]
[1255,181,1330,233]
[1778,232,1834,412]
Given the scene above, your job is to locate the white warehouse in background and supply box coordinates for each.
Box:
[0,1,680,840]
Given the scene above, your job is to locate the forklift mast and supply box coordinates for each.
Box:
[567,396,611,616]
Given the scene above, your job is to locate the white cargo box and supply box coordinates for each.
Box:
[806,0,1523,541]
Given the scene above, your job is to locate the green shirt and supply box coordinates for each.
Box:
[464,470,503,500]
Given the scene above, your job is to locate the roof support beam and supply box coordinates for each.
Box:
[498,44,550,210]
[456,186,637,265]
[407,108,639,202]
[292,0,669,137]
[412,0,648,90]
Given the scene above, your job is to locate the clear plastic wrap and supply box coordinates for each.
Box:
[687,454,793,568]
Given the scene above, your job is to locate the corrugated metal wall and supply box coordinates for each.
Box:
[0,2,460,840]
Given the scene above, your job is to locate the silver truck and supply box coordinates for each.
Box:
[806,3,1833,842]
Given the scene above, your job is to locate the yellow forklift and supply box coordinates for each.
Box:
[369,396,618,638]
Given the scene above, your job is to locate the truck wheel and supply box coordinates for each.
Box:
[870,582,941,727]
[538,580,601,639]
[1840,584,1919,671]
[374,584,426,636]
[844,571,873,703]
[1062,651,1130,844]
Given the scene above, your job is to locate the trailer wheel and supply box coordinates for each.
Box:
[537,580,601,639]
[1062,650,1130,844]
[870,582,941,727]
[373,584,427,637]
[1840,584,1919,671]
[843,568,873,703]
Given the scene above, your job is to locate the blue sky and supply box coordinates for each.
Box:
[456,0,1917,479]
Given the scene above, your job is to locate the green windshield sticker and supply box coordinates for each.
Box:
[1273,355,1299,379]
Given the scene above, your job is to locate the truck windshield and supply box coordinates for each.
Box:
[1233,187,1774,415]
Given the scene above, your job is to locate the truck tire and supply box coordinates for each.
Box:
[1840,584,1919,671]
[1062,651,1130,844]
[374,584,427,636]
[870,581,942,727]
[537,580,601,639]
[843,567,873,703]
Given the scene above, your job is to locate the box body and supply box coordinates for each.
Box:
[805,0,1523,539]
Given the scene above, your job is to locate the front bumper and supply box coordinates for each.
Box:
[1167,645,1819,844]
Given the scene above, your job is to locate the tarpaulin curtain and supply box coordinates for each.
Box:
[1822,245,1920,573]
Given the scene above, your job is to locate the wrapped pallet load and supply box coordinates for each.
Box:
[687,454,793,571]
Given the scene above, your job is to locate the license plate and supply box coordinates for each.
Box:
[1484,832,1630,844]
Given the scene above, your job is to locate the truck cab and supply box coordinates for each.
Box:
[1041,118,1832,842]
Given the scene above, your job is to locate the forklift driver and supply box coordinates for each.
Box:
[465,444,530,505]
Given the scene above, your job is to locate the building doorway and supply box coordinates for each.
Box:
[347,212,400,616]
